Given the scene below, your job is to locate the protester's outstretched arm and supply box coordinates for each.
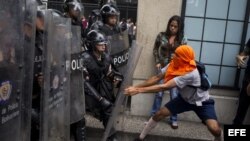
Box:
[135,73,164,88]
[125,78,177,96]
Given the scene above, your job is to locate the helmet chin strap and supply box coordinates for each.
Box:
[93,48,104,60]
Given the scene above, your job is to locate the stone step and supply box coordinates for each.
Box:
[85,114,218,141]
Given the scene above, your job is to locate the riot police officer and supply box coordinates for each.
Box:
[63,0,86,141]
[88,3,129,73]
[63,0,83,25]
[89,3,121,36]
[63,0,86,39]
[31,1,45,140]
[82,30,122,141]
[86,9,102,35]
[87,0,117,30]
[99,3,121,36]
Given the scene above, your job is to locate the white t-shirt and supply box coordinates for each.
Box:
[173,69,210,105]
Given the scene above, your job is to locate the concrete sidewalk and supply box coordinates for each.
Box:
[85,114,218,141]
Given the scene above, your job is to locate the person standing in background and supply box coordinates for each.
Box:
[127,18,134,47]
[233,38,250,125]
[151,15,187,129]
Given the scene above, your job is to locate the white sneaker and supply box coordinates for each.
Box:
[171,122,178,129]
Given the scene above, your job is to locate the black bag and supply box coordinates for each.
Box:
[189,61,212,91]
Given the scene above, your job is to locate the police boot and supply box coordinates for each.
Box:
[102,118,118,141]
[75,118,86,141]
[107,133,118,141]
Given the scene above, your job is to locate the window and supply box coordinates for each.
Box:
[182,0,250,88]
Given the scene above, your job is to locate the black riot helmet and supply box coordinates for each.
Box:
[100,4,120,24]
[36,0,46,31]
[63,0,83,14]
[88,9,102,28]
[36,0,46,18]
[86,30,108,51]
[63,0,83,23]
[98,0,117,9]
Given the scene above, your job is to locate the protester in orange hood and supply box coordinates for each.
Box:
[165,45,196,82]
[125,45,223,141]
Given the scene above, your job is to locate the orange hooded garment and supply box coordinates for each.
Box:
[164,45,196,83]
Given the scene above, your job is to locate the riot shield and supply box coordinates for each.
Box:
[70,25,85,124]
[108,30,130,75]
[102,42,142,141]
[0,0,26,141]
[40,10,71,141]
[21,0,37,141]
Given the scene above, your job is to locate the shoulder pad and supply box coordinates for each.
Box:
[81,51,92,64]
[102,53,111,61]
[81,51,90,58]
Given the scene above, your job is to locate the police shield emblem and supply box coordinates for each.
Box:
[0,0,29,141]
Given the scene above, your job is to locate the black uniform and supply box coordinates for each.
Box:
[30,29,44,141]
[100,24,121,36]
[82,30,121,141]
[82,51,115,120]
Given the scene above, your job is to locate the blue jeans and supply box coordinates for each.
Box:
[169,87,178,123]
[151,87,179,123]
[150,79,164,116]
[150,65,179,123]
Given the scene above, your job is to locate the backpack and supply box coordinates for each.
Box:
[188,61,212,91]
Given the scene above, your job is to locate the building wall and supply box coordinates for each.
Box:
[131,0,250,124]
[134,0,182,78]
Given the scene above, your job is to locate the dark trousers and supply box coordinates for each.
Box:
[128,34,133,47]
[85,94,117,140]
[233,79,250,125]
[70,118,86,141]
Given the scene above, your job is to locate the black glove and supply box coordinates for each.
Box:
[82,65,91,81]
[85,81,113,111]
[107,70,123,88]
[114,71,123,81]
[99,97,112,111]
